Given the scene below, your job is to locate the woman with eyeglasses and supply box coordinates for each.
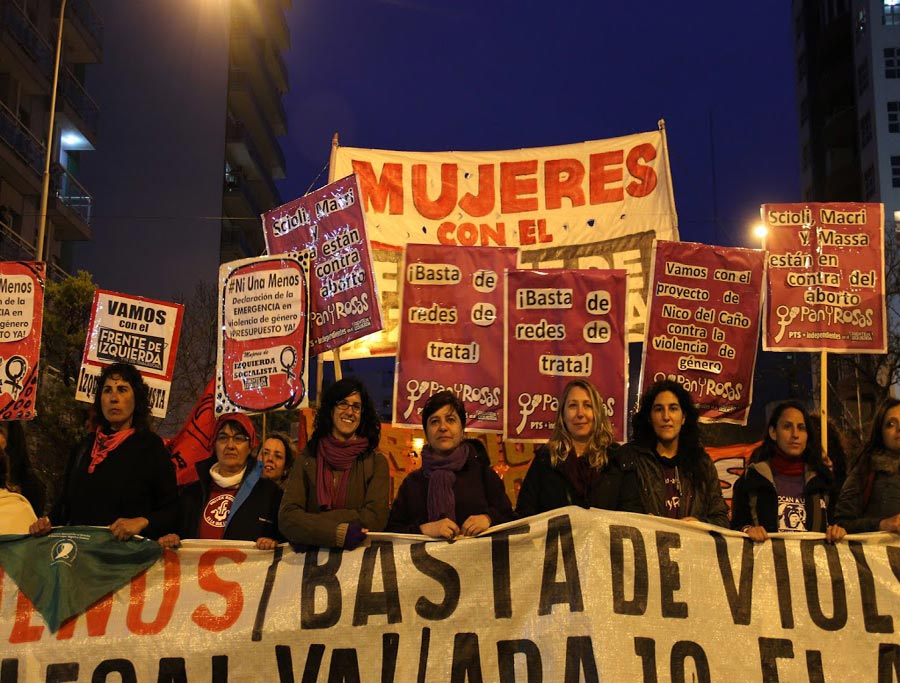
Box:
[279,377,389,550]
[158,413,282,550]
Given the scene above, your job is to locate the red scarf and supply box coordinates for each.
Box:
[87,427,136,474]
[316,435,368,510]
[770,447,805,477]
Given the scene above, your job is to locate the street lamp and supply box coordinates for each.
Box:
[36,0,68,263]
[752,223,768,250]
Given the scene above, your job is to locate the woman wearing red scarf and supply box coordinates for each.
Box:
[387,391,514,539]
[279,378,388,549]
[732,401,845,543]
[30,363,176,540]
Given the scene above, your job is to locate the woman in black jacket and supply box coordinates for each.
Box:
[732,400,844,543]
[31,362,176,540]
[159,412,282,549]
[515,379,642,518]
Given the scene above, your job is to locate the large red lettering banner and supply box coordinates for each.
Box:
[331,129,678,357]
[641,241,765,424]
[762,202,886,352]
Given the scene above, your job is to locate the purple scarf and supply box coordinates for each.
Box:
[421,442,471,522]
[316,434,368,510]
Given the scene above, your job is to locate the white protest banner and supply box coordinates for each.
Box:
[332,128,678,357]
[5,509,899,681]
[216,252,311,415]
[261,174,384,356]
[76,290,184,418]
[0,261,44,420]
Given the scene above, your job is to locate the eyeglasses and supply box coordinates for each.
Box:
[335,400,362,414]
[216,433,250,445]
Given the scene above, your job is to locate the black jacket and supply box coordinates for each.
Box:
[53,430,177,539]
[177,456,282,542]
[515,443,643,518]
[731,461,833,533]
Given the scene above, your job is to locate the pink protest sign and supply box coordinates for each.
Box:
[641,241,764,424]
[393,244,516,432]
[262,174,382,356]
[504,269,628,442]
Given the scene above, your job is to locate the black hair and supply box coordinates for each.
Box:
[92,363,152,432]
[421,390,466,430]
[753,400,828,477]
[313,377,381,450]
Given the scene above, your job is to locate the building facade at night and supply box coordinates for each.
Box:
[0,0,101,279]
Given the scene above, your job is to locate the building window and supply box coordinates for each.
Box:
[886,0,900,26]
[892,157,900,187]
[859,58,870,95]
[800,97,809,126]
[861,111,873,146]
[889,101,900,131]
[795,14,803,41]
[858,8,868,40]
[801,143,810,171]
[797,52,806,82]
[886,47,900,77]
[865,165,877,198]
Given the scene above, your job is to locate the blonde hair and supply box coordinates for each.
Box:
[547,380,614,469]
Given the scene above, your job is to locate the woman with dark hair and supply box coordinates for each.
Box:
[0,421,45,516]
[30,362,176,540]
[835,397,900,534]
[622,379,728,527]
[732,401,845,543]
[387,390,514,538]
[515,379,642,518]
[259,431,295,488]
[159,413,282,549]
[279,377,389,549]
[0,447,37,534]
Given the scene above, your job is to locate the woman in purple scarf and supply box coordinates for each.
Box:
[387,391,514,539]
[278,378,389,549]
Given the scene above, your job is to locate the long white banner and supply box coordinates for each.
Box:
[331,129,678,355]
[5,508,899,681]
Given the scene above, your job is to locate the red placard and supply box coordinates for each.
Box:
[762,202,886,353]
[0,261,44,420]
[261,174,383,356]
[640,241,765,424]
[393,244,517,432]
[216,253,310,415]
[504,269,628,442]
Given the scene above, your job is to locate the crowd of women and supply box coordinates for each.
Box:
[3,361,900,549]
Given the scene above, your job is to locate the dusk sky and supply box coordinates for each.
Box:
[277,1,799,249]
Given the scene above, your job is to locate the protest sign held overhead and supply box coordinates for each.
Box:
[4,510,899,681]
[216,253,310,415]
[393,244,516,432]
[641,241,765,424]
[762,202,886,353]
[0,261,44,420]
[331,127,678,357]
[76,290,183,418]
[261,174,383,356]
[505,269,628,441]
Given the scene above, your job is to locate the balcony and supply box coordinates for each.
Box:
[57,0,103,63]
[0,220,69,282]
[0,1,99,139]
[0,99,44,188]
[49,163,92,240]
